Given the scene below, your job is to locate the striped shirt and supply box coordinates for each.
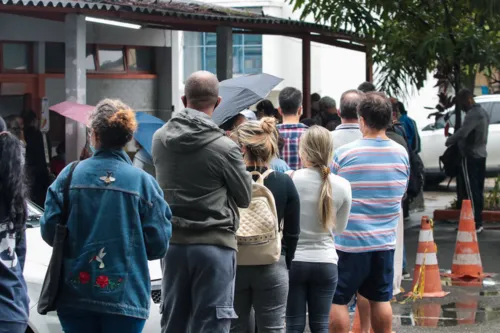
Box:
[332,138,409,253]
[277,123,308,170]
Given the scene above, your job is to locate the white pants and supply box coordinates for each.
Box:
[393,210,404,296]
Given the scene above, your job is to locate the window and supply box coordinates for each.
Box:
[44,44,154,73]
[45,42,65,73]
[184,32,263,80]
[97,47,125,72]
[489,103,500,124]
[86,45,96,71]
[127,48,154,72]
[0,42,31,72]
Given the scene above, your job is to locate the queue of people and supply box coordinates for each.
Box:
[0,71,413,333]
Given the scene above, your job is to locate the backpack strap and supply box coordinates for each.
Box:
[251,169,274,185]
[261,169,274,180]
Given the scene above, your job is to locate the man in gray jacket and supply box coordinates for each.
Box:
[446,88,489,233]
[153,71,252,333]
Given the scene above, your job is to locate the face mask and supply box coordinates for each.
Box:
[89,144,96,154]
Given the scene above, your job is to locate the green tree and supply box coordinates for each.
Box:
[290,0,500,128]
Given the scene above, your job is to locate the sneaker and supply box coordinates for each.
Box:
[402,269,411,279]
[476,226,484,234]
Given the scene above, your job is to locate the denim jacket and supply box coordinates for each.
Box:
[40,149,172,319]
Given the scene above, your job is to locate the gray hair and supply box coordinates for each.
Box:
[340,90,365,120]
[184,71,219,110]
[319,96,336,113]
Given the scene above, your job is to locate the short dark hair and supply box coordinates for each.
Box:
[319,96,336,113]
[397,101,407,114]
[340,90,365,120]
[256,99,276,117]
[184,71,219,110]
[311,93,321,103]
[21,110,37,127]
[457,88,474,102]
[219,114,245,131]
[357,92,392,131]
[279,87,303,115]
[357,81,376,93]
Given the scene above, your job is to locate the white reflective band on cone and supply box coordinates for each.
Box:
[456,231,477,243]
[418,230,434,242]
[416,252,438,265]
[453,253,482,266]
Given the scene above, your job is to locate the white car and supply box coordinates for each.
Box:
[419,95,500,185]
[24,202,163,333]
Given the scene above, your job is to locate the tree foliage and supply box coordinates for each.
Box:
[289,0,500,98]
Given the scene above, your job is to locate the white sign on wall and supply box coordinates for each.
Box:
[40,97,50,133]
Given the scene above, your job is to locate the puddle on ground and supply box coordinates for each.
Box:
[396,303,500,327]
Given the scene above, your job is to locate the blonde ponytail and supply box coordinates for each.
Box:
[299,126,335,231]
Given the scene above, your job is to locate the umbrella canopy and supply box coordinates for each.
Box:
[134,112,165,156]
[50,101,94,125]
[212,73,283,126]
[49,101,164,156]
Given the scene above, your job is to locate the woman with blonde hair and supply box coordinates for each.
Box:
[285,125,352,333]
[231,117,300,333]
[40,99,172,333]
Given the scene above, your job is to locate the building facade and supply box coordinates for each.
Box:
[176,0,367,109]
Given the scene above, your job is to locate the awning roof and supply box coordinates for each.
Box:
[0,0,367,52]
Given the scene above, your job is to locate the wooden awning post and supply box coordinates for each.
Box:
[302,36,311,118]
[216,26,233,81]
[365,46,373,83]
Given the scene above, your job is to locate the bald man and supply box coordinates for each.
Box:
[153,71,252,333]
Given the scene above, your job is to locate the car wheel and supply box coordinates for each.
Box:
[424,174,446,188]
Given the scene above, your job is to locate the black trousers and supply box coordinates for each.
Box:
[457,157,486,227]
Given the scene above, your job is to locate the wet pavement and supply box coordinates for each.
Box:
[390,190,500,332]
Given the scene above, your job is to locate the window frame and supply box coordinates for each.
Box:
[44,44,155,74]
[0,41,33,74]
[125,46,155,74]
[94,44,127,73]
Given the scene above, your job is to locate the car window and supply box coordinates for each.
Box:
[27,201,43,227]
[447,110,465,127]
[488,102,500,124]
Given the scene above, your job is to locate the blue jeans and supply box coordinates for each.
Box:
[161,244,237,333]
[286,262,338,333]
[0,322,27,333]
[57,309,145,333]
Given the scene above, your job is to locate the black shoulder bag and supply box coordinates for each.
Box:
[37,161,79,315]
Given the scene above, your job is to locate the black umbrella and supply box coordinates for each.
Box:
[212,73,283,126]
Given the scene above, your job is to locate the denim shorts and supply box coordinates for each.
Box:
[333,250,394,304]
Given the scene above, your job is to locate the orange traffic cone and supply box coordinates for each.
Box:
[450,200,489,279]
[408,216,449,298]
[412,303,441,327]
[452,280,479,325]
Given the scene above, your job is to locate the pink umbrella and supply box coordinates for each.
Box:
[50,101,94,125]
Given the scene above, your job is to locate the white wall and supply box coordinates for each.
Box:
[0,13,171,47]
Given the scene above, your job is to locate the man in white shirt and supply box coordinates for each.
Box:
[331,90,365,152]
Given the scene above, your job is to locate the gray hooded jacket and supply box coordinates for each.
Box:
[152,108,252,250]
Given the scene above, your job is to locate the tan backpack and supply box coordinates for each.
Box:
[237,170,282,266]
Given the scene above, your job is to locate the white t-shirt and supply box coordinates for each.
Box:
[291,168,352,264]
[331,123,362,152]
